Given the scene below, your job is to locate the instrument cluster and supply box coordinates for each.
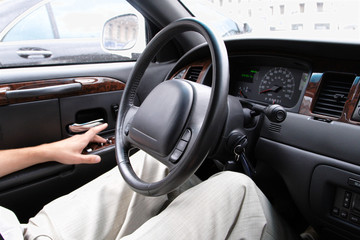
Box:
[229,56,310,108]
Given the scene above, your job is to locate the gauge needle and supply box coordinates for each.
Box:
[239,90,247,98]
[259,85,282,94]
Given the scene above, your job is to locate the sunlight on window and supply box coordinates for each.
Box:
[182,0,360,43]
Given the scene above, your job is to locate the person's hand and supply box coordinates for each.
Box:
[43,123,108,165]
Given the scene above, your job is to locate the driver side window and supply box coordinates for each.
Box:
[0,0,146,68]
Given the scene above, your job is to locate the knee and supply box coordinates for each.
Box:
[209,171,256,195]
[213,171,253,185]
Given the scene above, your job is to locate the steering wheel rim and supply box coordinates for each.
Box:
[115,18,229,196]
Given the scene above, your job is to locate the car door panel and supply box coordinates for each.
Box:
[60,91,121,138]
[0,62,135,84]
[0,99,61,149]
[0,60,175,222]
[0,40,133,67]
[0,149,116,223]
[0,63,130,222]
[0,75,126,147]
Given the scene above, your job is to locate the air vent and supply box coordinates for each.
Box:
[268,123,281,133]
[185,66,203,82]
[313,73,355,118]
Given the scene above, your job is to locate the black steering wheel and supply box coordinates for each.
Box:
[115,18,229,196]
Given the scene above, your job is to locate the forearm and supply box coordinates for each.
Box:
[0,144,49,177]
[0,123,107,178]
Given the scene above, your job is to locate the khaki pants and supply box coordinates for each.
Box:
[20,151,294,240]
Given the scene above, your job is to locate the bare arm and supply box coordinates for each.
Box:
[0,123,108,178]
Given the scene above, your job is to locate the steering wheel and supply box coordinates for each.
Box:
[115,18,229,196]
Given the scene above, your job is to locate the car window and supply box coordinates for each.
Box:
[182,0,360,43]
[0,0,146,68]
[2,5,53,41]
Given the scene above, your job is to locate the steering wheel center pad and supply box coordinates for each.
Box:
[129,80,193,157]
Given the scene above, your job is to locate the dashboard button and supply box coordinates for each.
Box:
[170,149,183,163]
[353,194,360,212]
[349,214,360,225]
[181,129,191,142]
[340,211,348,219]
[332,207,340,216]
[343,191,352,208]
[348,178,360,189]
[176,140,188,151]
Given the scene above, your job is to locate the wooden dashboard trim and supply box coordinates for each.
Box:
[0,77,125,106]
[299,74,360,125]
[171,59,211,82]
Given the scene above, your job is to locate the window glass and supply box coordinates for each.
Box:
[50,0,135,39]
[0,0,146,68]
[3,5,53,41]
[182,0,360,43]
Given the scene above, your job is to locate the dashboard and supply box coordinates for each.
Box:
[169,38,360,240]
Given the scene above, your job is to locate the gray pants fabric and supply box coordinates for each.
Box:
[2,151,294,239]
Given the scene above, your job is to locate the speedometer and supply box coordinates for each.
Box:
[258,67,295,105]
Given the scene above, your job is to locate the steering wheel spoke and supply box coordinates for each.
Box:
[120,105,138,148]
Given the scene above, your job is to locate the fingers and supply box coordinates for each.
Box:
[84,123,108,142]
[92,135,107,143]
[79,154,101,164]
[70,123,107,165]
[92,123,108,134]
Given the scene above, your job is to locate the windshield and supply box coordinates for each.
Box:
[181,0,360,43]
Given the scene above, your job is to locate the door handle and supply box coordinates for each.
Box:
[16,47,52,59]
[68,119,105,133]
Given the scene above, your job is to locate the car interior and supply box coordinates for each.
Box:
[1,0,360,239]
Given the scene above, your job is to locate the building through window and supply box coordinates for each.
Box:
[299,3,305,13]
[280,5,285,15]
[317,2,324,12]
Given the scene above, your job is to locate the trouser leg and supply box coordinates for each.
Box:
[0,206,24,239]
[122,171,294,240]
[23,151,169,240]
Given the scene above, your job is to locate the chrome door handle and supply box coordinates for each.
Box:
[16,47,52,59]
[68,119,104,133]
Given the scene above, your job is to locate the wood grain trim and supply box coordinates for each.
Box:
[170,59,211,83]
[299,74,360,125]
[82,136,116,154]
[344,77,360,124]
[299,73,323,116]
[0,77,125,106]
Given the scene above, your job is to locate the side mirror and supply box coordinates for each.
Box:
[102,14,139,51]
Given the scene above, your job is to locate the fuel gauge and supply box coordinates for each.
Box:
[237,86,251,98]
